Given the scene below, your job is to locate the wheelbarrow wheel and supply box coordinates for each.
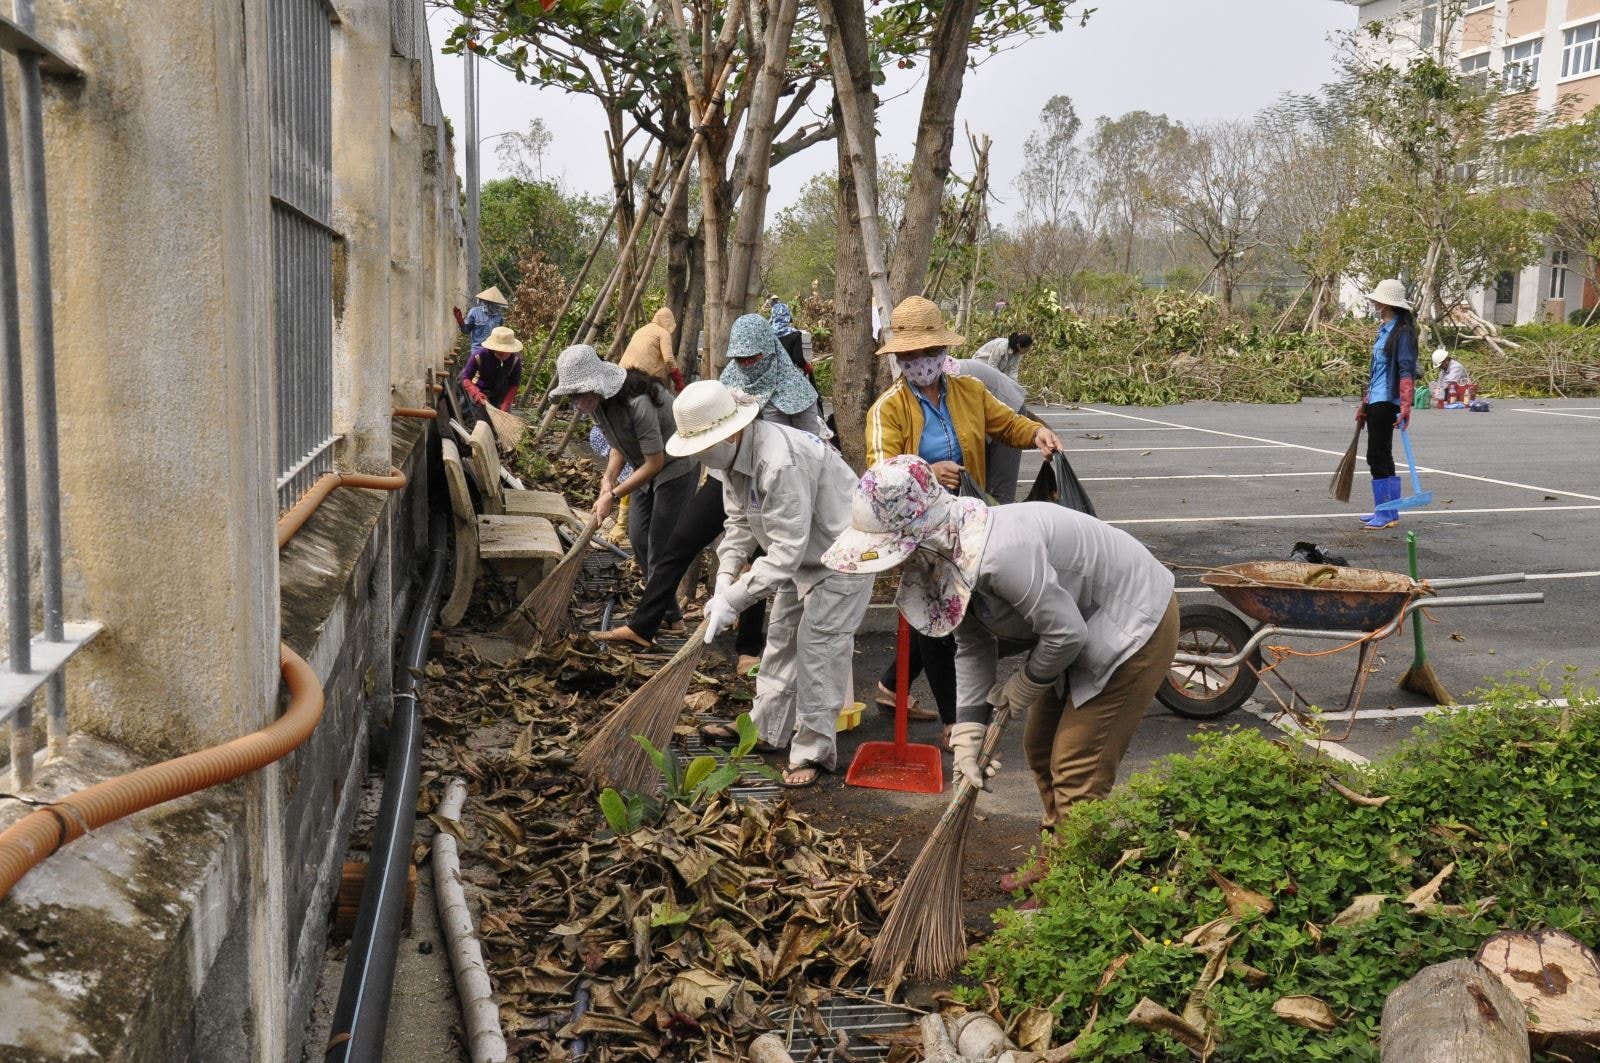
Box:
[1158,603,1261,719]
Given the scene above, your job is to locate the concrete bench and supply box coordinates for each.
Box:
[439,438,563,627]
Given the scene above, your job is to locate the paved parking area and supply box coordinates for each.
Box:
[831,396,1599,839]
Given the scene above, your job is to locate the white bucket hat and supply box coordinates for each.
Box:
[549,344,626,400]
[1366,278,1412,311]
[1431,347,1450,367]
[480,326,523,354]
[665,380,762,457]
[476,286,509,306]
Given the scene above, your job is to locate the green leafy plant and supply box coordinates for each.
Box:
[965,673,1600,1062]
[597,712,774,836]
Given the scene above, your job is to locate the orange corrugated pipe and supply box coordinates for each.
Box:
[392,407,437,420]
[0,468,412,900]
[276,468,406,548]
[0,645,323,899]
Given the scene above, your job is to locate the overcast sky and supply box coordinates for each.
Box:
[427,0,1355,220]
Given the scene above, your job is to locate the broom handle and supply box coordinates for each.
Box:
[1406,531,1427,664]
[894,616,911,749]
[933,702,1015,830]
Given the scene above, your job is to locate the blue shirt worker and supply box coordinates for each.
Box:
[455,286,509,347]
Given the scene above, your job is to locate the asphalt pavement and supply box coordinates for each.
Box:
[816,396,1599,866]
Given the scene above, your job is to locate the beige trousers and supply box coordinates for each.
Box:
[1022,595,1181,826]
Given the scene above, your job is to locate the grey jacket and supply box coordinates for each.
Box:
[593,390,695,487]
[954,503,1175,723]
[972,337,1021,381]
[715,420,857,612]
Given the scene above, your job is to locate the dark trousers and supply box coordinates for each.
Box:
[629,478,765,656]
[878,629,958,725]
[1364,401,1398,480]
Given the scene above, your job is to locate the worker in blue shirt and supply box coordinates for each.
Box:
[1354,279,1419,531]
[453,286,509,347]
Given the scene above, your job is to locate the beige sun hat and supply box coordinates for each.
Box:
[476,285,509,306]
[480,326,523,354]
[875,296,966,356]
[1366,278,1412,311]
[665,380,762,457]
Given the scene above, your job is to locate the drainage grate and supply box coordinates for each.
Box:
[679,731,781,803]
[769,989,924,1060]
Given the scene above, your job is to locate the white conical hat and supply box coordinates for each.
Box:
[476,286,508,306]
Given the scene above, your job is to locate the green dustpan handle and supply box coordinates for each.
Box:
[1407,531,1427,664]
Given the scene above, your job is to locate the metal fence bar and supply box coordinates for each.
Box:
[14,0,66,758]
[0,63,34,789]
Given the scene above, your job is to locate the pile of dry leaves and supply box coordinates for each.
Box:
[419,638,899,1061]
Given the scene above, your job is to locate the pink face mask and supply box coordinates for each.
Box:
[898,352,946,387]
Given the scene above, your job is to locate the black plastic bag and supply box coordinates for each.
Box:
[958,470,996,505]
[1025,452,1097,517]
[1288,541,1349,568]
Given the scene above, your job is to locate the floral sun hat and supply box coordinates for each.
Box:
[719,313,817,416]
[821,455,993,637]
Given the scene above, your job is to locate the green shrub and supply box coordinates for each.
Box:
[1569,306,1597,327]
[965,674,1600,1062]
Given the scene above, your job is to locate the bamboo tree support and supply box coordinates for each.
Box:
[517,193,624,410]
[574,140,672,347]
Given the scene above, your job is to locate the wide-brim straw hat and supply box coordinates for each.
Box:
[549,344,627,399]
[665,380,762,457]
[480,326,523,354]
[875,296,966,356]
[1366,279,1412,311]
[476,285,509,306]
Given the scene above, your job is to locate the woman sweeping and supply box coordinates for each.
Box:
[591,314,824,664]
[550,345,698,626]
[866,297,1061,741]
[823,454,1179,832]
[1355,279,1419,531]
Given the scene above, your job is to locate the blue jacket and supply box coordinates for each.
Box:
[1368,318,1418,405]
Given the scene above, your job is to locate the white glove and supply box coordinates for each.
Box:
[704,593,739,640]
[714,571,736,597]
[948,722,1000,791]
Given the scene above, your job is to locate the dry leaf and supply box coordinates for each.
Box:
[1331,894,1388,927]
[1017,1005,1055,1052]
[1230,961,1270,986]
[1127,997,1208,1057]
[1109,847,1147,875]
[683,689,719,714]
[1209,868,1275,917]
[1181,916,1235,948]
[1403,861,1456,911]
[665,968,735,1016]
[1304,920,1323,945]
[1448,631,1466,642]
[1272,995,1339,1031]
[1327,779,1392,808]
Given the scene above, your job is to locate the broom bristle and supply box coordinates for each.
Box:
[575,625,709,792]
[501,519,599,649]
[1399,661,1453,705]
[484,404,527,453]
[1329,426,1360,503]
[867,703,1014,988]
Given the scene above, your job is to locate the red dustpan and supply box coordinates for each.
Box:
[846,616,945,793]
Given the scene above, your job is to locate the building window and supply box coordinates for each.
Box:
[269,0,336,510]
[1503,38,1542,92]
[1461,52,1490,74]
[1420,0,1439,51]
[1551,249,1570,300]
[1563,21,1599,80]
[1496,271,1516,304]
[1465,0,1494,9]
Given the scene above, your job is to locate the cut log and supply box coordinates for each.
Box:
[1381,958,1529,1063]
[1476,929,1600,1043]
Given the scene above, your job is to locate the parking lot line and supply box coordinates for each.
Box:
[1078,472,1327,482]
[1110,504,1600,526]
[1062,444,1289,453]
[1244,705,1370,764]
[1075,405,1600,503]
[1512,408,1600,421]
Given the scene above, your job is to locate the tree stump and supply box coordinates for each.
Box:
[1477,929,1600,1050]
[1381,958,1529,1063]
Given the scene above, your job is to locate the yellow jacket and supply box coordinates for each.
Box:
[620,307,677,379]
[866,375,1041,490]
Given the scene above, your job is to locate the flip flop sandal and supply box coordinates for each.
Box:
[874,684,938,721]
[697,722,780,754]
[779,763,827,789]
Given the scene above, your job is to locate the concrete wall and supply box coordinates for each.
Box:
[0,1,465,1060]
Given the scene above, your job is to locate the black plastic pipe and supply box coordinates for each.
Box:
[325,503,449,1063]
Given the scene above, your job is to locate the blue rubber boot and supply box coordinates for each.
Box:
[1361,476,1401,530]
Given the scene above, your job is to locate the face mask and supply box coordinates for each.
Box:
[699,438,738,471]
[899,353,945,387]
[574,394,601,415]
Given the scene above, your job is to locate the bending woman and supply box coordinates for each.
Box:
[1354,279,1418,531]
[591,314,824,659]
[549,345,698,625]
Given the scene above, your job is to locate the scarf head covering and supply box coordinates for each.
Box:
[720,313,818,416]
[770,301,796,337]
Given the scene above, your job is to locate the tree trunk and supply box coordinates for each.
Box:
[666,184,693,363]
[831,94,880,473]
[683,226,707,380]
[1476,928,1600,1045]
[721,0,800,328]
[888,0,981,303]
[1381,958,1529,1063]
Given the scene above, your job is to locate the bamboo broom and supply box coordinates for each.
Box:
[500,516,600,651]
[867,701,1014,988]
[575,620,711,793]
[1329,424,1361,503]
[482,404,527,454]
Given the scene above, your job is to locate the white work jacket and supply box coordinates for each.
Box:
[715,420,857,613]
[954,503,1175,723]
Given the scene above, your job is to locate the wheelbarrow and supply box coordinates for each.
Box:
[1156,561,1543,721]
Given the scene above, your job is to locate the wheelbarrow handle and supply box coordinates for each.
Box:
[1405,591,1544,614]
[1425,573,1526,589]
